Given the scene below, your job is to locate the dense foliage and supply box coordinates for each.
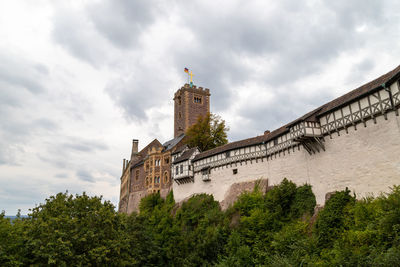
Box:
[1,181,400,266]
[185,112,229,151]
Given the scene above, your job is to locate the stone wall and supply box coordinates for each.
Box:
[173,110,400,206]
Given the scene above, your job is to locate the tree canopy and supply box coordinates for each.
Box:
[2,181,400,266]
[185,112,229,151]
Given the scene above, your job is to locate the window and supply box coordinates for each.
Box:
[273,139,278,146]
[164,171,169,183]
[225,151,231,158]
[180,164,183,174]
[194,95,202,104]
[188,165,191,171]
[178,97,182,105]
[164,157,169,164]
[178,112,182,119]
[233,169,238,175]
[175,166,179,175]
[201,168,209,175]
[135,170,139,180]
[146,177,149,186]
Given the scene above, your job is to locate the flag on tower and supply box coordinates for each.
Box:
[184,67,189,73]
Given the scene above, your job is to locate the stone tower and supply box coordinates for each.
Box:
[174,84,211,138]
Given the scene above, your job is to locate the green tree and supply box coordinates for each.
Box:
[23,192,129,266]
[185,112,229,151]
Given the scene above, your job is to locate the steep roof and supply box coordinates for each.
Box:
[130,139,162,167]
[193,64,400,161]
[173,148,198,164]
[163,134,185,151]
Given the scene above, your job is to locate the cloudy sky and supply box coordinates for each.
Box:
[1,0,400,215]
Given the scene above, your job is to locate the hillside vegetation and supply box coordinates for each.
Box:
[1,179,400,266]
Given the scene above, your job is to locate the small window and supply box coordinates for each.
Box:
[225,151,231,158]
[135,170,139,180]
[188,165,191,171]
[164,171,169,183]
[178,97,182,105]
[178,112,182,119]
[273,139,278,146]
[194,96,202,104]
[175,166,179,175]
[233,169,238,175]
[164,157,169,164]
[180,164,183,174]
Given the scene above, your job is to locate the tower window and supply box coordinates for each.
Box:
[179,112,182,119]
[194,96,202,104]
[233,169,238,175]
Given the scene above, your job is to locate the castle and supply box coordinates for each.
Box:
[119,66,400,213]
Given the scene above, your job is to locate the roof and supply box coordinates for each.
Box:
[173,148,198,164]
[171,144,188,155]
[193,64,400,161]
[193,135,266,161]
[163,134,185,151]
[130,139,162,167]
[316,64,400,116]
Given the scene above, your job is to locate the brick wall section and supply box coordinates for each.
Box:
[174,84,210,137]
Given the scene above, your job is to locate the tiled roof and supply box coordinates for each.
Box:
[193,135,266,161]
[163,134,185,151]
[193,64,400,161]
[317,64,400,116]
[173,148,198,164]
[171,144,188,155]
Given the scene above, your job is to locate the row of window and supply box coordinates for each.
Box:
[177,96,203,105]
[145,173,170,186]
[175,164,192,175]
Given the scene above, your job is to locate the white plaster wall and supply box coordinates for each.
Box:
[173,111,400,205]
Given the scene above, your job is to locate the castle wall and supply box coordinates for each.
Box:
[173,110,400,206]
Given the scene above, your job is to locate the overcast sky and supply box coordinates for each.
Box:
[1,0,400,215]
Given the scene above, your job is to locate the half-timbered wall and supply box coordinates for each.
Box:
[173,80,400,207]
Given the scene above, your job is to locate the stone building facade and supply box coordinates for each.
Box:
[119,84,211,213]
[174,84,210,137]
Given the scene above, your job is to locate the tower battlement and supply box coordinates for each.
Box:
[174,84,211,138]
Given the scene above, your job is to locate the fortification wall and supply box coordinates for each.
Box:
[126,188,172,214]
[173,110,400,206]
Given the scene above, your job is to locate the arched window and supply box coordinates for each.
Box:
[145,177,149,186]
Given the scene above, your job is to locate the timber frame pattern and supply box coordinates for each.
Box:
[173,65,400,184]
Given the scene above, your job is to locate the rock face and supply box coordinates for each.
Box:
[220,179,270,210]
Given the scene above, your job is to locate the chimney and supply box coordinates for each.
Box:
[264,130,271,136]
[131,139,139,161]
